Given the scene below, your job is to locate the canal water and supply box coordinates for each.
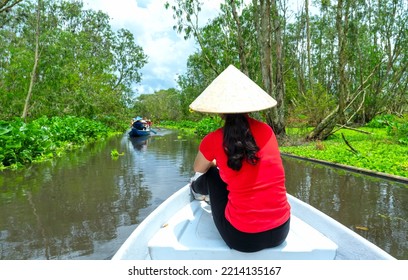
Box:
[0,130,407,259]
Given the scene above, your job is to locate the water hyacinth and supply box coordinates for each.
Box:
[0,116,112,170]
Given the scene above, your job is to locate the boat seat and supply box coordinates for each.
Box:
[148,200,338,260]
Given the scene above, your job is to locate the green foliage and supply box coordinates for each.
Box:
[0,116,113,170]
[132,89,181,121]
[366,114,398,128]
[110,148,124,159]
[159,116,223,138]
[159,119,197,130]
[388,121,408,145]
[194,116,223,137]
[367,114,408,145]
[280,126,408,178]
[158,119,200,137]
[286,84,337,126]
[165,0,203,40]
[0,0,147,122]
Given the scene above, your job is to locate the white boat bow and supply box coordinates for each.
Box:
[112,184,395,260]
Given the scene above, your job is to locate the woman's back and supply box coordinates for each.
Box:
[199,116,290,233]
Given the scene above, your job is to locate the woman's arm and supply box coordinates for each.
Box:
[193,151,214,173]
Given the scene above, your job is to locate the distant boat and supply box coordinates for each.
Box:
[112,184,395,260]
[129,116,156,137]
[128,127,151,137]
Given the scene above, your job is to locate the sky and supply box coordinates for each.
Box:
[82,0,227,96]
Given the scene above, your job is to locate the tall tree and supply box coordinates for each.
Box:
[228,0,248,75]
[305,0,313,91]
[252,0,286,137]
[306,0,349,140]
[22,0,41,121]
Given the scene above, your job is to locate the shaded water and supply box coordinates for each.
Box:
[0,130,407,259]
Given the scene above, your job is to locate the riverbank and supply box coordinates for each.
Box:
[282,153,408,184]
[280,126,408,179]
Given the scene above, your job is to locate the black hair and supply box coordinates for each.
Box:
[223,114,260,171]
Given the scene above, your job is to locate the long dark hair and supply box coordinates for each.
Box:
[223,114,260,171]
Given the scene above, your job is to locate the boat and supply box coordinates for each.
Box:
[128,127,151,137]
[112,184,396,260]
[129,116,155,137]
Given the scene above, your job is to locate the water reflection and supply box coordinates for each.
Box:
[129,135,150,152]
[283,156,408,259]
[0,131,406,259]
[0,138,152,259]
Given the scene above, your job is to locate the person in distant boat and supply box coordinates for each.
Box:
[145,118,152,128]
[132,116,146,130]
[189,65,291,253]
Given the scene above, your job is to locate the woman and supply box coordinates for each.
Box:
[189,65,291,253]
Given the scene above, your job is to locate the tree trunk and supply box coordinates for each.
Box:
[335,0,349,124]
[22,0,41,121]
[269,0,286,137]
[306,105,339,140]
[229,0,249,75]
[306,0,350,140]
[305,0,313,92]
[253,0,273,95]
[252,0,286,137]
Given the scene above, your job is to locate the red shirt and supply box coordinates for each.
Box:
[199,116,291,233]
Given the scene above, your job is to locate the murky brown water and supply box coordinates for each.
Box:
[0,130,407,259]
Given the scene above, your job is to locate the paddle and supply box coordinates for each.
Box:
[150,128,157,134]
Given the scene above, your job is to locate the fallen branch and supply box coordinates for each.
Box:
[341,133,359,154]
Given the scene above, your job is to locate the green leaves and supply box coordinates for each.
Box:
[367,114,408,145]
[159,117,223,138]
[0,116,112,170]
[0,0,147,123]
[194,116,223,137]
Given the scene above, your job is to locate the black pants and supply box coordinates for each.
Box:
[191,166,290,253]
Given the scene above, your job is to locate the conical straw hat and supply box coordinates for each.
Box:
[189,65,277,113]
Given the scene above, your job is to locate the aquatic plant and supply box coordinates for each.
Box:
[0,116,113,170]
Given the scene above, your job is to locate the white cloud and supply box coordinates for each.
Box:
[82,0,225,95]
